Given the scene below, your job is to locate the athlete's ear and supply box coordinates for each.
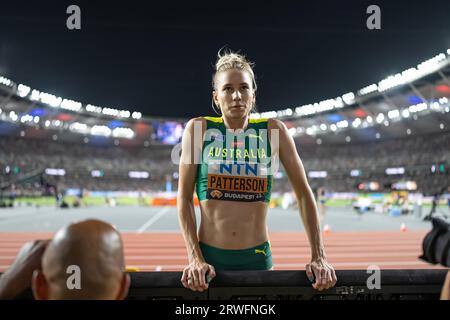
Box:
[212,90,219,106]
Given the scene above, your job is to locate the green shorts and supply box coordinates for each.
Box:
[199,241,273,271]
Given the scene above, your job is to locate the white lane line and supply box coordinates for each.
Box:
[136,207,171,233]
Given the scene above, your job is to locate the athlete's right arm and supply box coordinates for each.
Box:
[177,118,216,292]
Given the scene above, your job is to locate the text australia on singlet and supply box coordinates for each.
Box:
[204,131,270,202]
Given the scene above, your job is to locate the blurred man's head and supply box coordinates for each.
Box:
[32,219,130,300]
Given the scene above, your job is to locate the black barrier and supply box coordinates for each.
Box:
[126,270,448,300]
[2,269,447,300]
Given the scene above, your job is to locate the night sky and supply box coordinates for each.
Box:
[1,0,450,118]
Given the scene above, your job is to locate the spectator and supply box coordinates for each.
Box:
[0,219,130,300]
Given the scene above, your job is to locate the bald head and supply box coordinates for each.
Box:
[33,219,129,300]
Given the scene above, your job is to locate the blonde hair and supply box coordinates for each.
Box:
[212,48,257,114]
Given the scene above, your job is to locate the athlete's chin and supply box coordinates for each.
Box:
[226,108,248,118]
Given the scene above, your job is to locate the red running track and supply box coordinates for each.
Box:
[0,231,444,272]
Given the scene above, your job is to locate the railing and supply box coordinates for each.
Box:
[126,270,447,300]
[6,269,447,300]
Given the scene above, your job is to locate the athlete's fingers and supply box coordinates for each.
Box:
[327,269,334,289]
[198,267,207,289]
[186,269,197,291]
[305,264,314,282]
[312,266,323,290]
[321,268,327,286]
[192,269,202,291]
[181,268,189,289]
[331,269,338,287]
[206,265,216,283]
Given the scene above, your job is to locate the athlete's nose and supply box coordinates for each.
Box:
[232,89,242,101]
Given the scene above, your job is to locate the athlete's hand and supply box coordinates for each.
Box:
[0,240,50,300]
[306,257,337,291]
[181,259,216,292]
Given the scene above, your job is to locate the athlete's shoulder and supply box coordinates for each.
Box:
[185,117,206,128]
[267,118,288,131]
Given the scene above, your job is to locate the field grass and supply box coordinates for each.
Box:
[9,196,448,209]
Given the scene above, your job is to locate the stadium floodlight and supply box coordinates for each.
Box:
[91,170,104,177]
[61,99,82,112]
[0,76,12,87]
[345,136,351,142]
[128,171,150,179]
[30,89,40,101]
[102,107,120,117]
[39,92,62,108]
[296,127,304,134]
[69,122,89,134]
[45,120,50,127]
[91,125,112,137]
[316,139,322,145]
[408,103,427,113]
[132,111,142,120]
[0,108,2,114]
[86,104,102,113]
[342,92,355,105]
[330,124,337,132]
[417,53,446,74]
[9,111,18,122]
[308,171,327,178]
[352,118,362,128]
[376,113,385,123]
[357,84,378,96]
[378,73,405,92]
[401,109,410,118]
[20,114,33,123]
[260,111,277,118]
[448,49,450,55]
[439,97,448,104]
[336,120,348,129]
[388,109,400,119]
[320,123,328,131]
[306,127,314,135]
[250,112,261,119]
[350,170,361,177]
[17,84,31,98]
[112,127,135,139]
[33,116,40,124]
[376,132,381,139]
[295,104,314,116]
[430,102,441,110]
[288,127,296,137]
[440,123,445,130]
[384,121,389,127]
[119,110,131,118]
[406,129,411,135]
[45,168,66,176]
[385,167,405,175]
[366,115,373,123]
[445,107,450,113]
[277,108,293,118]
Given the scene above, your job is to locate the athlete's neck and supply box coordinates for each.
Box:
[222,116,249,131]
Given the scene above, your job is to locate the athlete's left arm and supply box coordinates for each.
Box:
[268,118,337,291]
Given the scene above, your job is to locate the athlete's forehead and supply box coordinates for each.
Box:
[216,69,253,87]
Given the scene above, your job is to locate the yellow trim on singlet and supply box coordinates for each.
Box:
[203,116,269,124]
[204,116,223,123]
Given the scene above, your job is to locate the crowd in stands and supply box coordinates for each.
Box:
[1,130,449,195]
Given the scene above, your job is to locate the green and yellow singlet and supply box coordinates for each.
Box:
[195,116,273,203]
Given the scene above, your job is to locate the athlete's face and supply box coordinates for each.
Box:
[213,69,255,119]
